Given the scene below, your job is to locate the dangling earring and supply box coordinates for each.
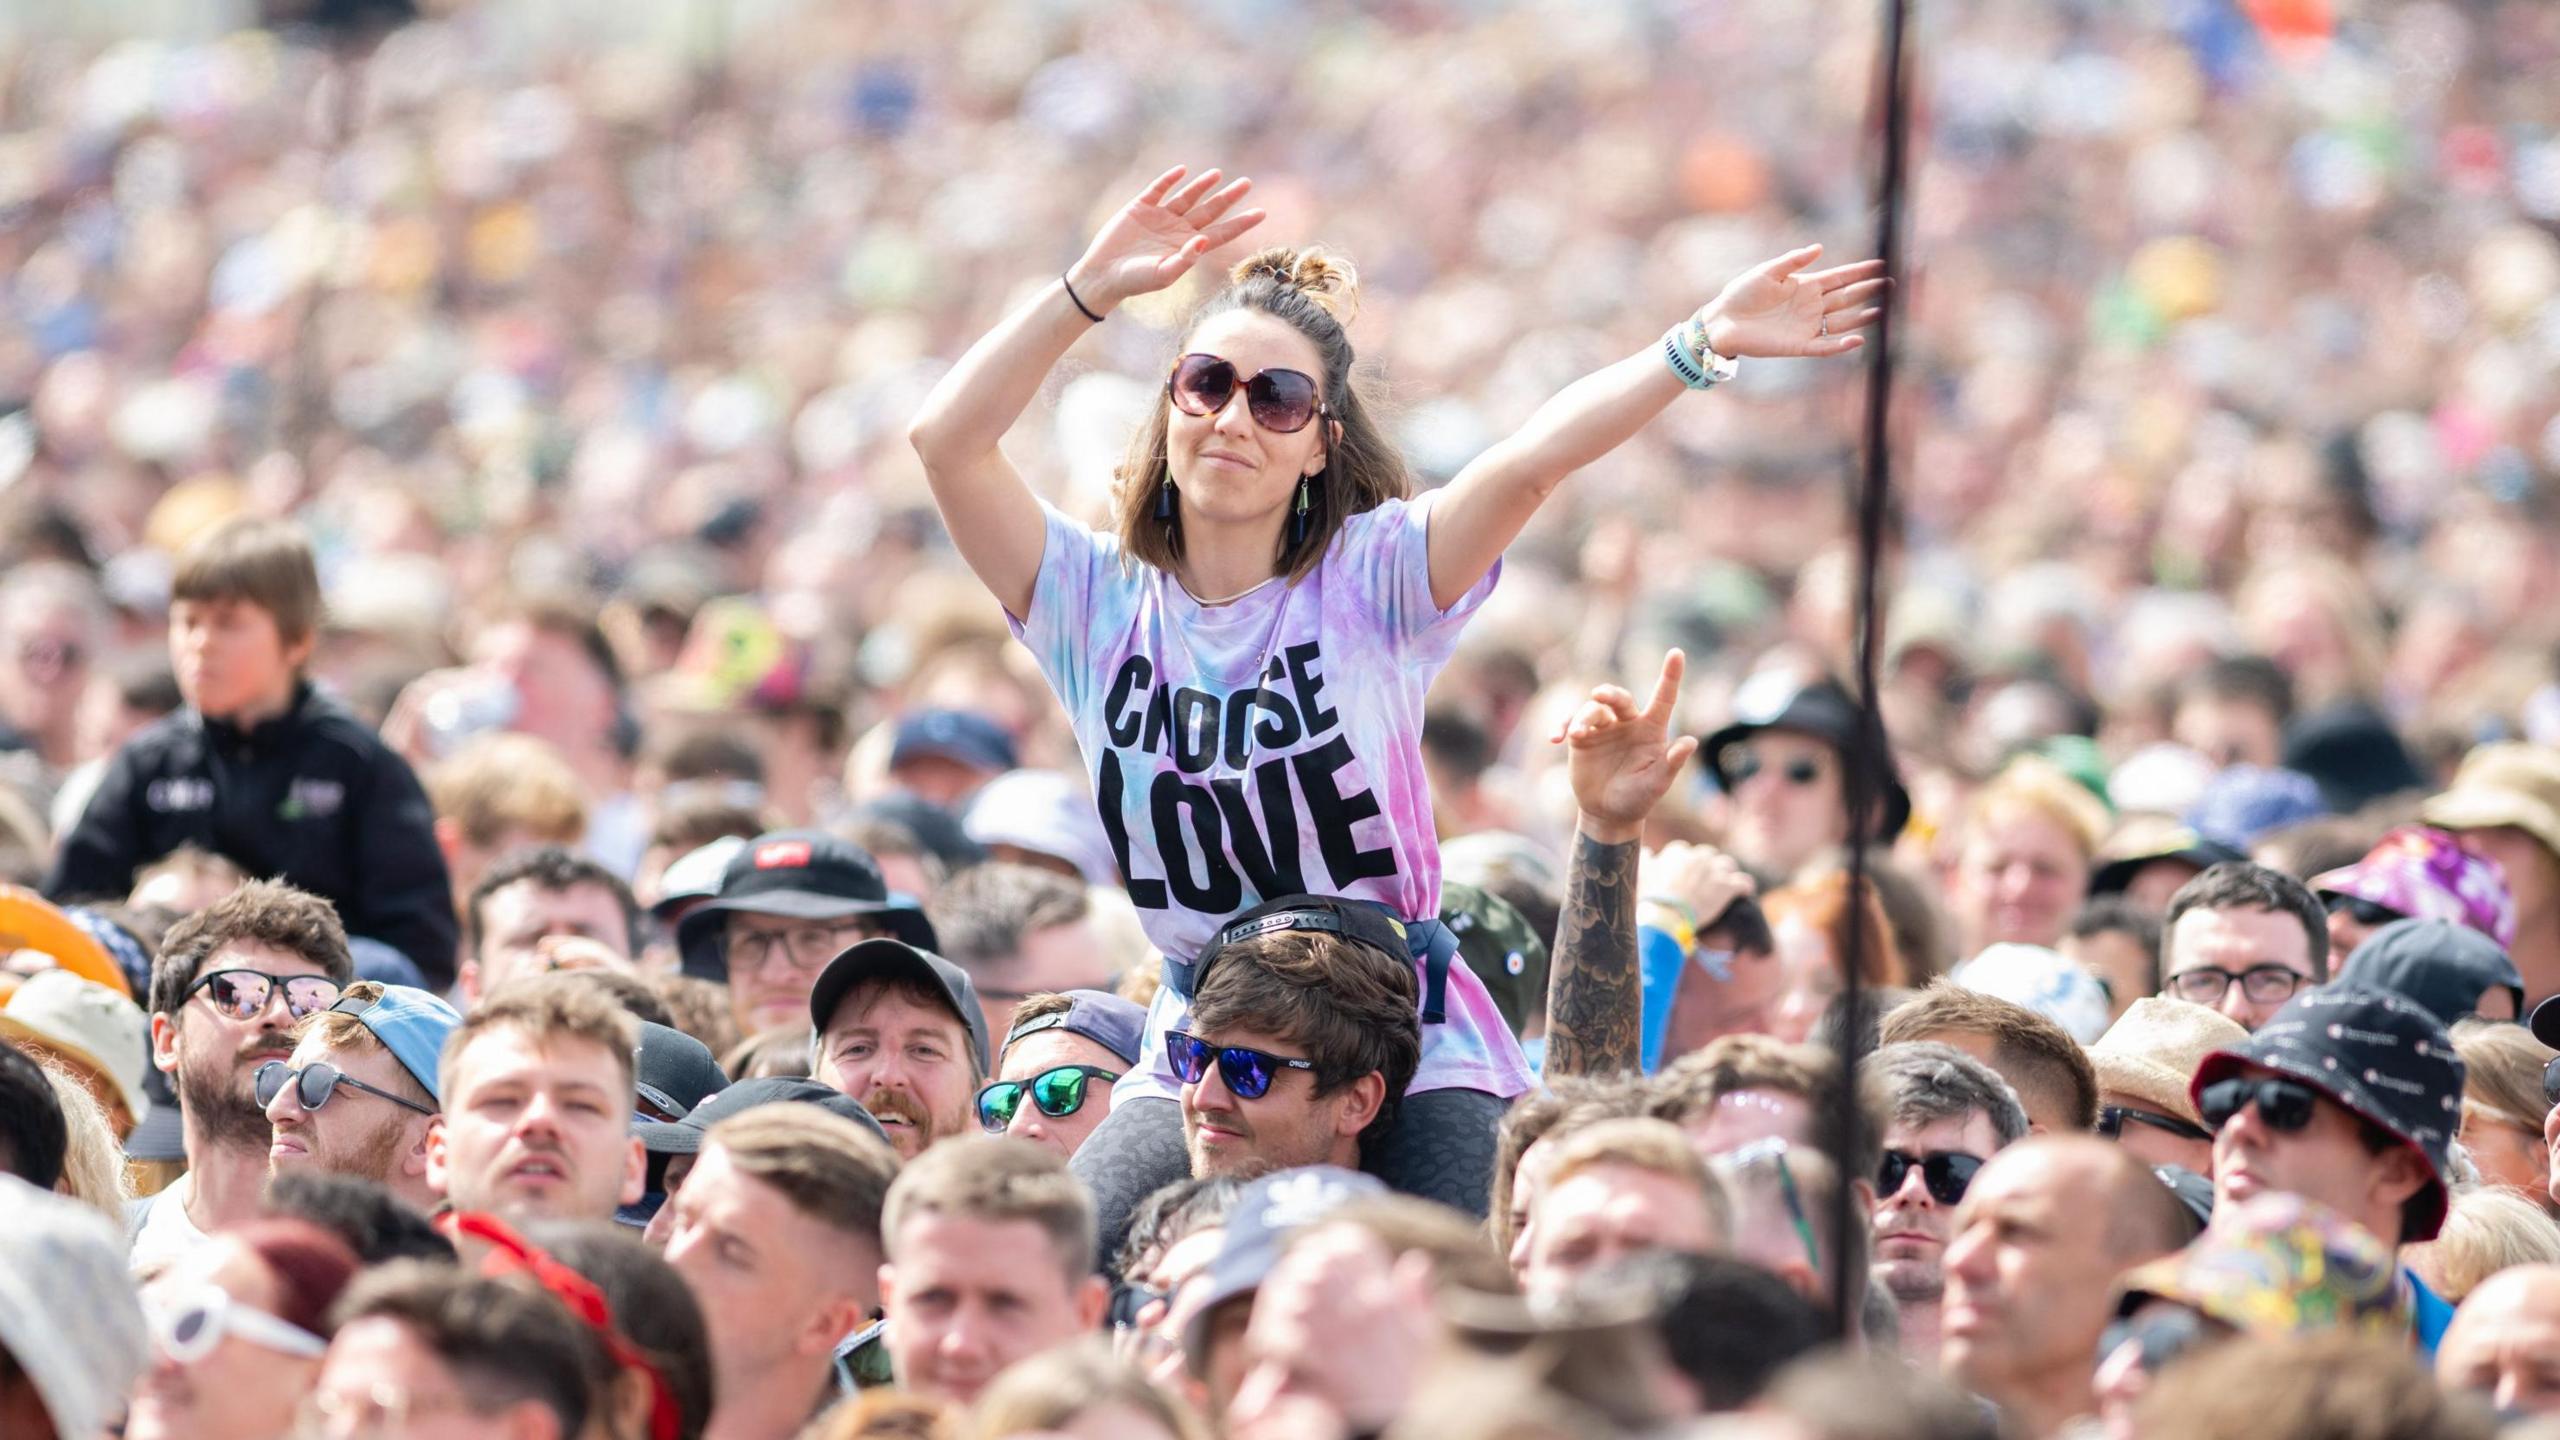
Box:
[1289,471,1315,548]
[1155,477,1174,522]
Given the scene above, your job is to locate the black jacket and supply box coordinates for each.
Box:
[44,683,458,989]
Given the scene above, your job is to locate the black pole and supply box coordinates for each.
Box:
[1830,0,1911,1339]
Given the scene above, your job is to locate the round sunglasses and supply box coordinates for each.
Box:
[1164,1029,1316,1100]
[976,1064,1122,1132]
[185,968,344,1021]
[1167,353,1326,434]
[148,1284,326,1364]
[256,1060,436,1117]
[1877,1148,1986,1207]
[2196,1076,2322,1133]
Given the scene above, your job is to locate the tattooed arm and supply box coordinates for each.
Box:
[1541,651,1697,1079]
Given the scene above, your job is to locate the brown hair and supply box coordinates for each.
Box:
[1879,984,2101,1131]
[429,733,589,852]
[2451,1018,2556,1134]
[1545,1117,1732,1245]
[882,1134,1095,1284]
[2132,1331,2493,1440]
[1109,247,1412,584]
[927,862,1090,986]
[1491,1077,1647,1255]
[704,1105,902,1254]
[722,1024,814,1082]
[151,878,356,1016]
[804,1390,956,1440]
[1188,925,1421,1141]
[290,981,432,1109]
[332,1261,613,1439]
[438,973,639,1106]
[1308,1194,1518,1297]
[1761,870,1910,990]
[172,516,323,644]
[649,975,743,1063]
[1647,1035,1882,1185]
[956,1338,1208,1440]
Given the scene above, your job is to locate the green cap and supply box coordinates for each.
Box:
[1441,882,1549,1038]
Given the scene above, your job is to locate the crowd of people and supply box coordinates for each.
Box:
[6,1,2560,1438]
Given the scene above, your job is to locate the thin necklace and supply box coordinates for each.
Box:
[1162,566,1294,774]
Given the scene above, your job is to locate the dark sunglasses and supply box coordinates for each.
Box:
[1167,353,1326,434]
[2097,1105,2214,1145]
[2320,892,2406,929]
[1107,1278,1168,1331]
[1729,750,1823,787]
[2542,1054,2560,1109]
[1164,1029,1317,1100]
[255,1060,435,1117]
[1877,1148,1985,1207]
[976,1064,1122,1132]
[2098,1304,2216,1375]
[185,969,344,1022]
[2197,1076,2322,1133]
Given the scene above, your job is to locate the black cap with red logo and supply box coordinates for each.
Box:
[675,829,938,981]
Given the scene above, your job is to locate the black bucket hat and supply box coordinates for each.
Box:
[1699,677,1911,843]
[807,939,990,1072]
[2190,984,2465,1241]
[676,829,938,981]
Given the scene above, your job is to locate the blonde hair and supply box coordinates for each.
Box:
[804,1390,955,1440]
[956,1338,1208,1440]
[428,733,589,851]
[42,1064,128,1221]
[882,1135,1095,1284]
[2452,1018,2556,1133]
[1108,245,1411,584]
[1543,1117,1731,1246]
[1966,755,2110,863]
[704,1106,901,1253]
[2405,1187,2560,1305]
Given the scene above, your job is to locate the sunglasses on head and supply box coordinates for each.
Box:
[2197,1075,2323,1133]
[256,1060,435,1117]
[147,1284,326,1364]
[185,968,343,1022]
[2097,1105,2214,1145]
[2320,892,2406,929]
[1164,1029,1317,1100]
[1877,1148,1985,1207]
[1168,353,1326,434]
[1729,750,1823,788]
[976,1064,1122,1132]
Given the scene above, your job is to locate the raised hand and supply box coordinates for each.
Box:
[1555,648,1699,843]
[1698,245,1888,360]
[1067,165,1267,311]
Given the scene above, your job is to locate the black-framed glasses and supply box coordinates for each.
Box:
[1164,1029,1316,1100]
[2197,1076,2322,1133]
[1728,749,1824,788]
[2321,892,2406,929]
[2164,963,2307,1008]
[1877,1148,1985,1207]
[2098,1105,2214,1145]
[256,1060,436,1117]
[185,969,343,1021]
[1167,353,1326,434]
[977,1065,1122,1132]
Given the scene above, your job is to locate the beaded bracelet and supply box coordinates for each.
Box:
[1661,318,1738,390]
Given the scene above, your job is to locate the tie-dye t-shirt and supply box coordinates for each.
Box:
[1010,492,1535,1101]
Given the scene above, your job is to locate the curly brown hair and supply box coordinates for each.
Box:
[1188,924,1420,1141]
[151,878,355,1016]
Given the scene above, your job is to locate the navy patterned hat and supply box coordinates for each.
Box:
[2191,985,2465,1240]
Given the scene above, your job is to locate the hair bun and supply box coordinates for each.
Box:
[1230,245,1360,324]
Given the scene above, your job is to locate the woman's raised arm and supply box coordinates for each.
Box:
[907,165,1265,620]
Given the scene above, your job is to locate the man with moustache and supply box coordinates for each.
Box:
[1864,1042,2029,1368]
[427,973,646,1221]
[133,879,354,1274]
[262,982,459,1214]
[810,939,988,1159]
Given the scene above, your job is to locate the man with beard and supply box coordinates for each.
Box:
[810,939,989,1160]
[135,879,354,1275]
[1865,1041,2029,1370]
[427,973,646,1221]
[262,982,459,1214]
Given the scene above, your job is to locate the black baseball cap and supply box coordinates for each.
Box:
[675,829,938,981]
[632,1022,728,1122]
[635,1076,891,1155]
[808,939,990,1072]
[1177,893,1413,1001]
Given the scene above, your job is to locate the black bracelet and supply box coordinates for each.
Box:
[1061,272,1105,324]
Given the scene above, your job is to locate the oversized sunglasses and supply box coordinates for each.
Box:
[2197,1076,2322,1133]
[977,1064,1122,1132]
[1164,1029,1316,1100]
[147,1284,326,1364]
[1167,353,1326,434]
[1729,750,1824,787]
[1877,1148,1985,1207]
[256,1060,435,1117]
[185,968,343,1021]
[2097,1105,2214,1145]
